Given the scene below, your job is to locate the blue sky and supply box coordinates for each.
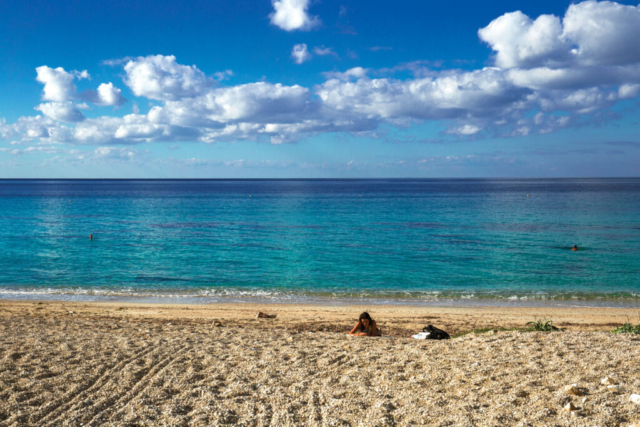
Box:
[1,0,639,178]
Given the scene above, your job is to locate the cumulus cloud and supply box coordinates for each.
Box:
[479,0,640,95]
[317,68,530,121]
[478,12,568,69]
[35,102,86,123]
[618,83,640,99]
[563,1,640,67]
[34,65,127,112]
[270,0,320,31]
[35,66,81,102]
[123,55,214,100]
[291,44,312,64]
[3,2,640,151]
[95,83,127,106]
[479,1,640,70]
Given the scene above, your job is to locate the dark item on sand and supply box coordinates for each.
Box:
[256,312,277,319]
[422,325,450,340]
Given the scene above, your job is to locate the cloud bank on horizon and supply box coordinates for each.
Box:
[1,0,640,176]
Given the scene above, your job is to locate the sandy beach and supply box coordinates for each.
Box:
[1,300,639,426]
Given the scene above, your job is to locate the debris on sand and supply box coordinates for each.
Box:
[564,384,584,396]
[256,312,277,319]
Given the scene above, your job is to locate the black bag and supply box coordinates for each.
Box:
[422,325,450,340]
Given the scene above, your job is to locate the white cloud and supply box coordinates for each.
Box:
[480,1,640,69]
[447,124,482,135]
[478,1,640,97]
[618,83,640,99]
[317,68,529,121]
[92,146,139,161]
[291,44,312,64]
[322,67,368,81]
[478,12,567,69]
[313,46,337,57]
[35,66,79,102]
[123,55,214,100]
[149,81,313,126]
[369,46,393,52]
[35,102,85,123]
[213,69,233,81]
[270,0,320,31]
[4,2,640,151]
[34,65,127,112]
[563,1,640,67]
[95,83,127,106]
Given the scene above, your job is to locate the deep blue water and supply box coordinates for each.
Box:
[0,179,639,306]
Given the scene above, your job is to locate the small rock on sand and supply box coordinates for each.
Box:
[607,385,625,394]
[630,394,640,405]
[515,391,528,398]
[564,385,584,396]
[601,377,616,386]
[564,402,577,412]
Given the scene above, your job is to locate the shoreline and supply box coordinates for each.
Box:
[2,290,640,309]
[2,299,638,335]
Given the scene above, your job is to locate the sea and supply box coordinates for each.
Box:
[0,179,639,307]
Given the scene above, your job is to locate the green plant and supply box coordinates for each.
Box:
[611,323,640,334]
[525,318,561,332]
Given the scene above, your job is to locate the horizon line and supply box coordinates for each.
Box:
[0,177,639,181]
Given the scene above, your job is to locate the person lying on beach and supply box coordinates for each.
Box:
[349,312,382,337]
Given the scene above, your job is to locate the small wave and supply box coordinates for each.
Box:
[0,286,638,307]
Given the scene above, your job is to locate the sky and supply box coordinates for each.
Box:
[0,0,639,178]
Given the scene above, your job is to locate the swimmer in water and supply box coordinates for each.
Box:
[572,245,578,251]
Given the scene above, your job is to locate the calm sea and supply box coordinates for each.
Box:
[0,179,639,307]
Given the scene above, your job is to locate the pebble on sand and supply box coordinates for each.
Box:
[630,394,640,405]
[564,384,584,396]
[607,385,625,393]
[564,402,577,412]
[601,377,616,386]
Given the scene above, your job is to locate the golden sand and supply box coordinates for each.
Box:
[0,301,639,426]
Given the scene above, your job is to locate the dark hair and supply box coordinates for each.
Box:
[358,312,372,332]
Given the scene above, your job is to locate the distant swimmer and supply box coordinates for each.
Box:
[572,245,578,251]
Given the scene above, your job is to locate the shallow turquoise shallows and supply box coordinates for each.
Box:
[0,179,639,307]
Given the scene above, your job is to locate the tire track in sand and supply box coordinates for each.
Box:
[31,344,158,427]
[86,344,190,426]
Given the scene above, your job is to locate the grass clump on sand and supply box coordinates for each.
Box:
[452,318,563,338]
[525,318,562,332]
[611,323,640,334]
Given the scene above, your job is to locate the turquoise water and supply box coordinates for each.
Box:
[0,179,639,306]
